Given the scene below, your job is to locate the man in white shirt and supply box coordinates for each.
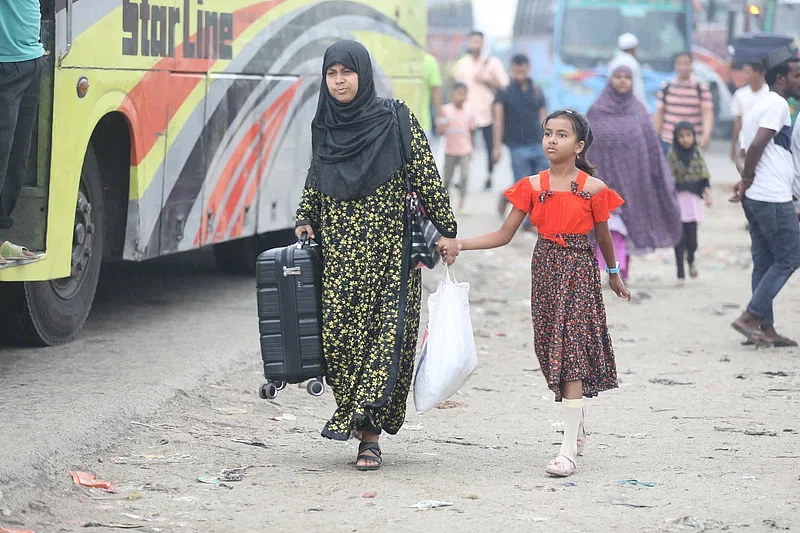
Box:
[793,117,800,217]
[607,33,646,106]
[730,61,770,162]
[730,46,800,347]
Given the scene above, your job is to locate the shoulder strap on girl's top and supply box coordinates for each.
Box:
[575,170,589,190]
[538,169,550,191]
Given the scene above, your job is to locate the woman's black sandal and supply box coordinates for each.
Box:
[356,442,382,471]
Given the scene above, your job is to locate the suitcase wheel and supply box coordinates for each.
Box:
[259,382,279,400]
[273,380,287,392]
[307,379,325,397]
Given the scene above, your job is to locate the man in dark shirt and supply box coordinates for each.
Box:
[493,54,548,220]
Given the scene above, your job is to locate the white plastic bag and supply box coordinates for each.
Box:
[414,264,478,413]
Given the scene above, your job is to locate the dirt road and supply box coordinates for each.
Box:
[1,145,798,532]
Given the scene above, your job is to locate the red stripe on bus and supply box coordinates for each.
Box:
[229,95,291,239]
[197,79,301,245]
[121,0,286,166]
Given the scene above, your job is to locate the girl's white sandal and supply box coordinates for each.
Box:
[545,455,577,477]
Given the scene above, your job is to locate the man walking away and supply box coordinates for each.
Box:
[453,30,509,191]
[0,0,44,264]
[492,53,547,227]
[729,46,800,347]
[608,33,646,106]
[654,52,714,154]
[731,61,769,162]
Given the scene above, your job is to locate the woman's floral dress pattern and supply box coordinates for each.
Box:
[295,111,456,440]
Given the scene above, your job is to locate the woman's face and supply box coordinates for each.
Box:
[611,70,633,94]
[542,116,584,162]
[677,129,695,150]
[326,62,359,104]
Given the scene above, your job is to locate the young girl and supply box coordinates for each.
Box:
[439,110,631,477]
[666,121,712,283]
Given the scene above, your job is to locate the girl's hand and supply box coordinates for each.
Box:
[609,274,631,301]
[704,193,713,207]
[295,224,314,240]
[436,237,461,265]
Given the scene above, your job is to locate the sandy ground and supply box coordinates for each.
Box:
[1,144,798,533]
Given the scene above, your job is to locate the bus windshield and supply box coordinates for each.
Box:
[561,3,687,72]
[772,2,800,42]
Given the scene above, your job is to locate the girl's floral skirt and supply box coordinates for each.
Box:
[531,234,618,401]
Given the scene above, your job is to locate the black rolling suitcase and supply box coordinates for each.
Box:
[256,233,326,400]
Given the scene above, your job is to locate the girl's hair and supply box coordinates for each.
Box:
[542,109,597,176]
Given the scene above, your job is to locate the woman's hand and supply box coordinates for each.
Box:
[436,237,461,265]
[609,274,631,301]
[704,193,713,207]
[295,224,315,240]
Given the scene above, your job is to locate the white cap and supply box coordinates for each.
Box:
[618,33,639,51]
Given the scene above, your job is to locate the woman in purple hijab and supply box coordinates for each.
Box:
[587,66,682,279]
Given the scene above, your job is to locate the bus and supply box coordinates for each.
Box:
[0,0,428,346]
[550,0,694,114]
[427,0,474,89]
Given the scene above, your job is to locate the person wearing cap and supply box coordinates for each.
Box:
[729,45,800,347]
[607,33,646,106]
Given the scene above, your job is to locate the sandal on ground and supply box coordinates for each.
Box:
[0,241,36,261]
[355,441,382,472]
[577,406,587,457]
[545,455,577,477]
[742,335,797,348]
[730,321,770,346]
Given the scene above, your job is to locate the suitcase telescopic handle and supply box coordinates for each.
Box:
[298,231,309,248]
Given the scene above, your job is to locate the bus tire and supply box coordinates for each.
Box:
[2,143,104,346]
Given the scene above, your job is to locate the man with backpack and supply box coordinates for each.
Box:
[653,52,714,154]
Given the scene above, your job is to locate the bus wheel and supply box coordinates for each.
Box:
[4,144,105,346]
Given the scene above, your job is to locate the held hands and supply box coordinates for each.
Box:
[436,237,461,266]
[295,225,315,240]
[609,274,631,301]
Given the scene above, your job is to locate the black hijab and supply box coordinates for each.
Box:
[306,40,403,200]
[672,121,696,168]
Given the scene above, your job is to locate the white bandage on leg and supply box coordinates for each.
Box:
[559,398,584,461]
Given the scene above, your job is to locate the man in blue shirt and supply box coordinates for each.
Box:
[0,0,44,261]
[493,54,548,221]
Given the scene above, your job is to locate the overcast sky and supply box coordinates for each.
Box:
[472,0,518,39]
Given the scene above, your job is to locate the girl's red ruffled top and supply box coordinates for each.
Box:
[504,170,624,246]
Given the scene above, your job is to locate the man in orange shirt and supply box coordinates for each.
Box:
[453,30,509,190]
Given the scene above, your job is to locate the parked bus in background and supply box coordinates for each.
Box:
[0,0,428,346]
[427,0,475,91]
[550,0,694,114]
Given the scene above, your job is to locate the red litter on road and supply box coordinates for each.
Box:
[69,471,116,493]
